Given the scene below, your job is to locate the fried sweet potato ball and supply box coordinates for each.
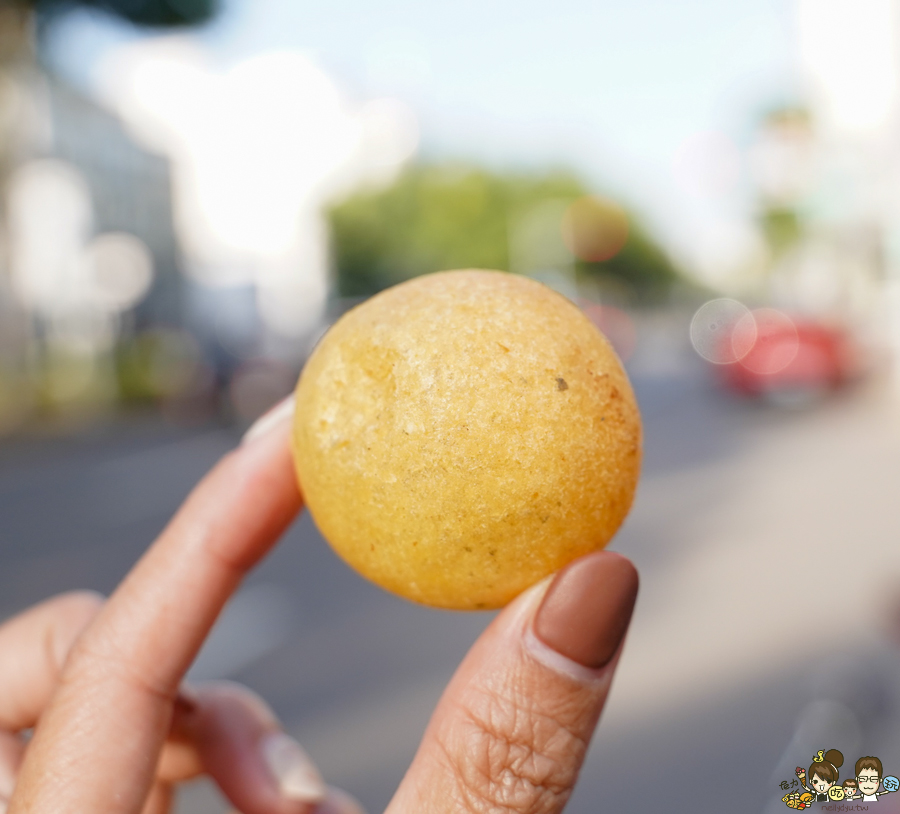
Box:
[293,270,641,609]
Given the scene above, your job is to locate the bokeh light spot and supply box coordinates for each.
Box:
[690,298,755,364]
[86,232,154,313]
[7,159,93,314]
[738,308,799,375]
[562,196,629,263]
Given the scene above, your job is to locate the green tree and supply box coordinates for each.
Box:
[584,218,682,295]
[328,163,680,302]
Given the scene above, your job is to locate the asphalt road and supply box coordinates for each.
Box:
[3,332,900,814]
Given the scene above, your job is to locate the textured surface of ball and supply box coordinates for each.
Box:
[292,270,641,609]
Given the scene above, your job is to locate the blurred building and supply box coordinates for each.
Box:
[0,7,187,427]
[45,73,182,325]
[792,0,900,374]
[702,0,900,392]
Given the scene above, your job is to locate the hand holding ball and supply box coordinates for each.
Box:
[292,270,641,609]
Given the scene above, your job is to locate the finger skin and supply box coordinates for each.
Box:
[0,731,23,800]
[138,784,172,814]
[0,593,101,812]
[165,682,320,814]
[10,422,301,814]
[387,558,635,814]
[2,681,334,814]
[0,592,103,732]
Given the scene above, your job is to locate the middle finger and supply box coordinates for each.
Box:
[164,682,325,814]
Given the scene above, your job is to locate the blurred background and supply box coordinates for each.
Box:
[3,0,900,811]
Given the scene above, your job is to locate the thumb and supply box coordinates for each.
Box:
[387,551,638,814]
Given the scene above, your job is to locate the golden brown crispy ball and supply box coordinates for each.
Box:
[292,270,641,609]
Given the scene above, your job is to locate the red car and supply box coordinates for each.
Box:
[713,308,858,404]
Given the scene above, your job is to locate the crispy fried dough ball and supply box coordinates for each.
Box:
[292,270,641,609]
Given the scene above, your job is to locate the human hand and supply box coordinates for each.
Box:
[2,409,357,814]
[4,397,638,813]
[0,592,346,814]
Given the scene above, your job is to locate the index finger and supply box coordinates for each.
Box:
[11,402,301,814]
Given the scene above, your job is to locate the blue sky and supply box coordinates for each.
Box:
[46,0,799,270]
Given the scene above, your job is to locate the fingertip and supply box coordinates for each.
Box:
[176,682,326,814]
[260,732,326,804]
[242,396,296,447]
[532,550,638,670]
[388,553,638,814]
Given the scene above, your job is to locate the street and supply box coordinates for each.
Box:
[2,326,900,814]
